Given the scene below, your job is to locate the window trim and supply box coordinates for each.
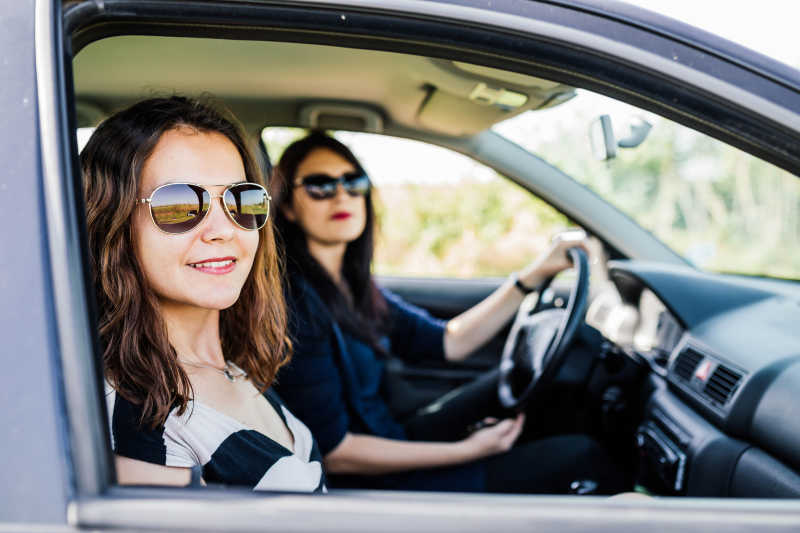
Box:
[70,485,800,532]
[37,0,113,498]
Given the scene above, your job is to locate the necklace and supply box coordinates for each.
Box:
[179,359,248,383]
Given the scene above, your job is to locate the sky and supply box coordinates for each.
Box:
[629,0,800,68]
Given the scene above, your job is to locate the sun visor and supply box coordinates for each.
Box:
[416,89,513,136]
[416,84,574,136]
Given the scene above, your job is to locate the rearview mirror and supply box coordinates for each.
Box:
[589,115,652,160]
[589,115,616,160]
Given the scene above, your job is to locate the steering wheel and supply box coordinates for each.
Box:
[498,247,590,411]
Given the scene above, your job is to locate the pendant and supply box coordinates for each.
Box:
[222,361,247,382]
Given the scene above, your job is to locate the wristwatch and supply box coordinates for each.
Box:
[510,272,536,294]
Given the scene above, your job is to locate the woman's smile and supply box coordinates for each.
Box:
[331,211,352,220]
[188,256,238,274]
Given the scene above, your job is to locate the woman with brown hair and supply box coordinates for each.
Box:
[83,96,325,492]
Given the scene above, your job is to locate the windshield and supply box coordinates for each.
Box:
[493,90,800,280]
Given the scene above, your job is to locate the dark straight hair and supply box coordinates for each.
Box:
[270,132,388,351]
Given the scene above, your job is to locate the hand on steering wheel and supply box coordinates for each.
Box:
[498,246,590,411]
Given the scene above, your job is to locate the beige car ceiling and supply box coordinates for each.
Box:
[73,35,574,137]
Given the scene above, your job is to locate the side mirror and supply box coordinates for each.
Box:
[617,117,653,148]
[589,115,652,160]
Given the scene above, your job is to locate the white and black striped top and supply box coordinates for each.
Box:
[105,382,326,493]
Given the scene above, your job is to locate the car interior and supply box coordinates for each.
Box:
[70,24,800,500]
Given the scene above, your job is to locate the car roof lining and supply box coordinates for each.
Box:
[72,35,576,135]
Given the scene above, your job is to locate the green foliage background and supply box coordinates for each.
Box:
[372,181,568,277]
[533,121,800,279]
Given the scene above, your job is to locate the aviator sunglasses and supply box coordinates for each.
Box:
[138,181,270,234]
[295,171,371,200]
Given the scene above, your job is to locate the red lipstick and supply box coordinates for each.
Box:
[331,212,352,220]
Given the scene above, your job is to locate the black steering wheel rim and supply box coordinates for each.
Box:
[497,247,590,411]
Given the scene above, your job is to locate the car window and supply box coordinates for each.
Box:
[263,127,571,278]
[493,90,800,280]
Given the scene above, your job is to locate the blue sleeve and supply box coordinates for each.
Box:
[275,284,350,456]
[381,288,446,363]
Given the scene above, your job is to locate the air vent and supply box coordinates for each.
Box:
[673,347,703,381]
[703,365,743,405]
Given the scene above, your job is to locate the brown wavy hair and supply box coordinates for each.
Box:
[82,96,290,428]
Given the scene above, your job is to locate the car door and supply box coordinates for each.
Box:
[25,0,800,531]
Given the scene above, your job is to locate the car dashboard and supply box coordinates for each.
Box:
[587,260,800,498]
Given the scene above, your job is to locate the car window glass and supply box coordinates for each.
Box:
[493,90,800,280]
[263,127,571,278]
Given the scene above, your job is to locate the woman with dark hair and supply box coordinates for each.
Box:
[271,132,624,494]
[83,96,325,492]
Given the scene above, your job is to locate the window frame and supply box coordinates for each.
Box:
[45,0,800,530]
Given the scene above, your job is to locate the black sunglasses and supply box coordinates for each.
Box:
[294,171,371,200]
[138,181,270,234]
